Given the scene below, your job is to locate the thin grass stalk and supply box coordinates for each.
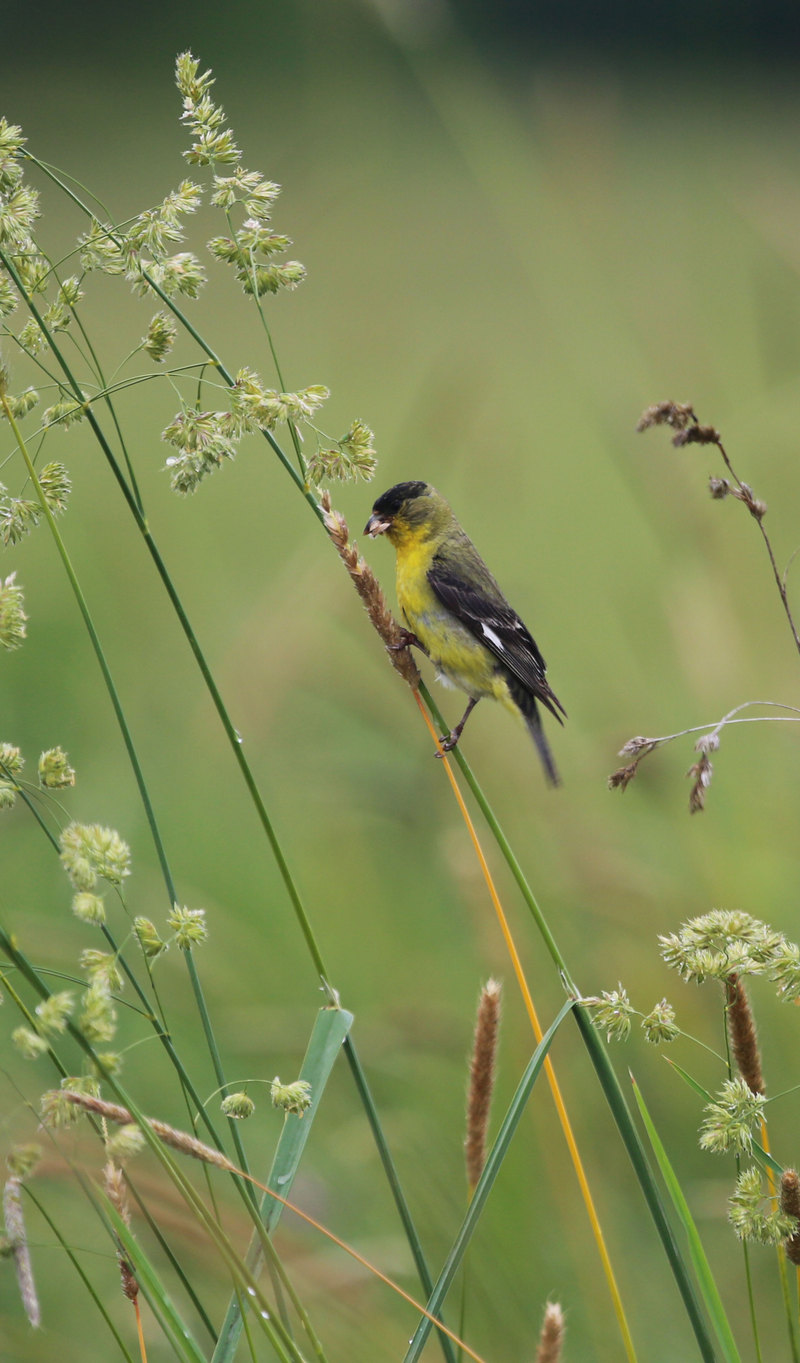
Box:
[1,932,327,1362]
[59,1084,487,1363]
[409,685,716,1358]
[414,694,637,1362]
[721,991,763,1360]
[24,1186,137,1363]
[1,238,451,1354]
[7,136,707,1358]
[764,1126,800,1361]
[574,1008,715,1361]
[403,1000,575,1363]
[1,390,258,1186]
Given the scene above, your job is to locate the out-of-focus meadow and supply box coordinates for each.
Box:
[4,4,800,1359]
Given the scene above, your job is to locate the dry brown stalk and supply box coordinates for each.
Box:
[55,1091,236,1171]
[465,978,501,1193]
[781,1170,800,1265]
[321,490,420,689]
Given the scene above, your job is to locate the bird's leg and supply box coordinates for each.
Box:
[436,697,479,756]
[387,628,426,653]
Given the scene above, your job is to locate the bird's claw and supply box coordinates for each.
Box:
[386,628,421,652]
[434,732,459,757]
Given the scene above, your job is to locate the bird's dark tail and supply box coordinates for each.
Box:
[509,681,561,787]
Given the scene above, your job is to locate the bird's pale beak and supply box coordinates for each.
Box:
[365,513,392,537]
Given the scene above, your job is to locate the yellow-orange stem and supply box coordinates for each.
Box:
[413,692,636,1363]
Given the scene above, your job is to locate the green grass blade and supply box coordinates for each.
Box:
[573,1008,718,1361]
[403,998,575,1363]
[212,1004,354,1363]
[632,1074,742,1363]
[101,1196,208,1363]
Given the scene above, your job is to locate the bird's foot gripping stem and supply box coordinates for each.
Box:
[433,697,478,758]
[387,628,423,652]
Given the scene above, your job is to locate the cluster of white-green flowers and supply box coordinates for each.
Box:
[270,1076,312,1117]
[0,740,76,809]
[0,572,26,650]
[1,57,378,511]
[0,461,71,547]
[60,821,131,924]
[221,1090,255,1120]
[699,1077,767,1156]
[588,984,679,1046]
[0,740,24,807]
[727,1166,796,1246]
[660,908,800,999]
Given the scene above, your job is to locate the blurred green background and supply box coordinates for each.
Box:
[4,2,800,1359]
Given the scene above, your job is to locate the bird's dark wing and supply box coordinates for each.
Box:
[428,562,566,722]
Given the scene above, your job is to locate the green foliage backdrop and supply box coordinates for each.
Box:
[3,10,800,1361]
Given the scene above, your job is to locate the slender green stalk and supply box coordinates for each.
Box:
[633,1074,741,1363]
[1,235,448,1348]
[24,1187,137,1363]
[576,1014,716,1362]
[5,137,716,1362]
[742,1241,763,1363]
[1,389,176,904]
[341,1033,457,1363]
[182,950,255,1194]
[412,677,716,1357]
[403,1000,574,1362]
[212,1006,354,1363]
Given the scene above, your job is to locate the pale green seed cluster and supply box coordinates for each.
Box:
[38,746,76,789]
[60,821,132,892]
[162,407,238,495]
[590,984,634,1042]
[699,1077,767,1155]
[306,417,378,486]
[167,904,208,949]
[0,740,23,808]
[34,991,74,1034]
[134,916,168,959]
[660,908,800,998]
[728,1166,796,1245]
[640,998,679,1045]
[40,1077,100,1129]
[221,1091,255,1120]
[0,572,26,649]
[143,311,177,362]
[106,1124,146,1162]
[270,1076,312,1117]
[0,463,70,545]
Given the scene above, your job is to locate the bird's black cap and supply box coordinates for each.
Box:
[370,481,429,516]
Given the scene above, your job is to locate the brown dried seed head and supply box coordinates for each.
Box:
[672,422,720,447]
[781,1170,800,1265]
[636,400,696,433]
[321,491,420,689]
[687,752,713,814]
[536,1301,565,1363]
[465,979,502,1193]
[726,974,765,1096]
[608,762,639,791]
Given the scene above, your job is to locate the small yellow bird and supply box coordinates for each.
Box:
[365,481,565,785]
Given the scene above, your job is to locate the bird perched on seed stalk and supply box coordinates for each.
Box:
[365,481,565,785]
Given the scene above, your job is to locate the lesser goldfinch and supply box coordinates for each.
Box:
[365,481,565,785]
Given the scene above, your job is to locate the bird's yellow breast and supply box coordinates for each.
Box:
[393,531,506,703]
